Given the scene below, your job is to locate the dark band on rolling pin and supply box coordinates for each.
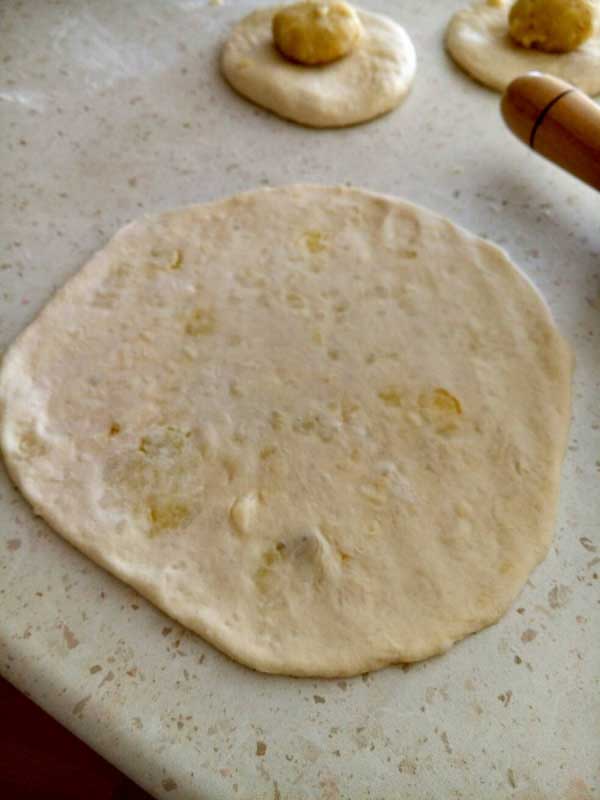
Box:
[529,88,575,149]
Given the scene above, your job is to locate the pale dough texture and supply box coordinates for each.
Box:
[0,186,571,677]
[446,0,600,94]
[221,6,416,127]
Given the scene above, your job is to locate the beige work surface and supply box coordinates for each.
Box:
[0,1,598,798]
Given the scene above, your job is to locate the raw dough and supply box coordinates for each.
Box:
[0,186,572,677]
[221,6,416,127]
[446,0,600,94]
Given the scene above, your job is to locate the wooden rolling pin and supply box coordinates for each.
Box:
[501,72,600,190]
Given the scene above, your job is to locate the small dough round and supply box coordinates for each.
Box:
[0,186,572,677]
[509,0,594,54]
[221,6,416,127]
[273,1,363,65]
[446,0,600,94]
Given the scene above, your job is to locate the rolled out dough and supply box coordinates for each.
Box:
[446,0,600,94]
[221,6,416,127]
[0,186,572,677]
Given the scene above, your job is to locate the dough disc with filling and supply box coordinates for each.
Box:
[221,6,416,127]
[0,186,571,677]
[446,0,600,93]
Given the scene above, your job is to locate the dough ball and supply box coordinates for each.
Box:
[446,0,600,94]
[272,1,363,65]
[221,6,416,127]
[509,0,594,54]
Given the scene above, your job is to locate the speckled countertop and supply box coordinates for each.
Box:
[1,1,599,798]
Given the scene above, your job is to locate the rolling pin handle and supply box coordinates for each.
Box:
[501,72,600,191]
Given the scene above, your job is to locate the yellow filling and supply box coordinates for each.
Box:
[272,1,363,65]
[509,0,594,54]
[148,500,190,535]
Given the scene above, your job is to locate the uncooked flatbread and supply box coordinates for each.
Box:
[0,186,571,677]
[446,0,600,94]
[221,6,416,127]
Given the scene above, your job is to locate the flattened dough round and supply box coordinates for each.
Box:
[0,186,571,677]
[221,6,416,127]
[446,0,600,93]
